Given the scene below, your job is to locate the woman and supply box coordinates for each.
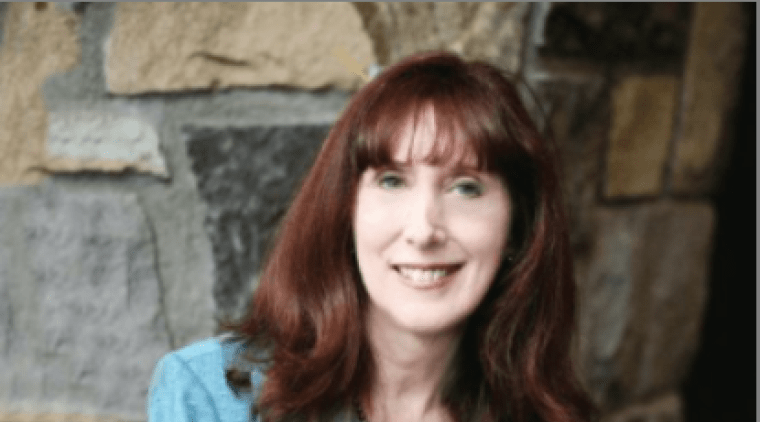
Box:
[148,51,596,422]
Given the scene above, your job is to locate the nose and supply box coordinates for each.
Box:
[402,191,446,249]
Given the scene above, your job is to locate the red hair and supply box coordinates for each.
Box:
[224,51,597,422]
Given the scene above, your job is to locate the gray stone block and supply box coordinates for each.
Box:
[42,3,115,101]
[46,108,168,177]
[0,3,7,47]
[0,185,170,419]
[185,125,331,321]
[577,201,713,409]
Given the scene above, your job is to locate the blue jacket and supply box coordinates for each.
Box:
[147,336,360,422]
[147,336,264,422]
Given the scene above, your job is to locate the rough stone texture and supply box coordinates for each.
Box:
[353,2,528,73]
[130,183,215,352]
[540,3,691,67]
[53,3,88,15]
[0,184,170,420]
[105,3,374,93]
[530,77,609,249]
[671,3,746,195]
[605,76,678,198]
[39,1,218,351]
[44,108,168,178]
[601,393,683,422]
[532,79,611,379]
[0,3,7,46]
[137,91,348,347]
[577,201,713,409]
[0,413,139,422]
[42,3,115,102]
[186,125,331,321]
[520,76,614,399]
[0,3,80,185]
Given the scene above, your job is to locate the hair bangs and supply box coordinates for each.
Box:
[351,64,525,176]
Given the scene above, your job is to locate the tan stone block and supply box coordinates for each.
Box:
[673,3,746,194]
[577,202,713,407]
[353,2,527,72]
[600,393,682,422]
[105,3,375,93]
[0,413,139,422]
[605,76,678,197]
[0,3,81,185]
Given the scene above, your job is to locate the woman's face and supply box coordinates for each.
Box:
[353,112,512,336]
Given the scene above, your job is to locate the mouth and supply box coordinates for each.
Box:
[392,263,464,289]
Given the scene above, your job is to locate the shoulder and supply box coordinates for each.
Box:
[168,336,229,377]
[148,335,266,422]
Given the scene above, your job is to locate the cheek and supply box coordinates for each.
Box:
[353,189,404,266]
[471,230,508,270]
[452,205,511,255]
[355,183,389,218]
[354,195,390,242]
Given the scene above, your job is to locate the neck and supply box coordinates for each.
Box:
[364,308,461,422]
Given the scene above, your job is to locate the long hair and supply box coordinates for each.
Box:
[223,51,597,422]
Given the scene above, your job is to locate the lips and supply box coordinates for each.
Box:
[392,263,463,272]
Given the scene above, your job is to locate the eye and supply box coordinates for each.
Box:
[377,172,406,189]
[451,179,484,198]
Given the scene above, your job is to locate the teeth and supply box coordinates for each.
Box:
[397,267,449,283]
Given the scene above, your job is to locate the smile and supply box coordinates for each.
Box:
[392,263,464,289]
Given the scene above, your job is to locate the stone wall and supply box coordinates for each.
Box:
[0,3,749,421]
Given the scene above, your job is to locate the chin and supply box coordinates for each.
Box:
[383,305,468,337]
